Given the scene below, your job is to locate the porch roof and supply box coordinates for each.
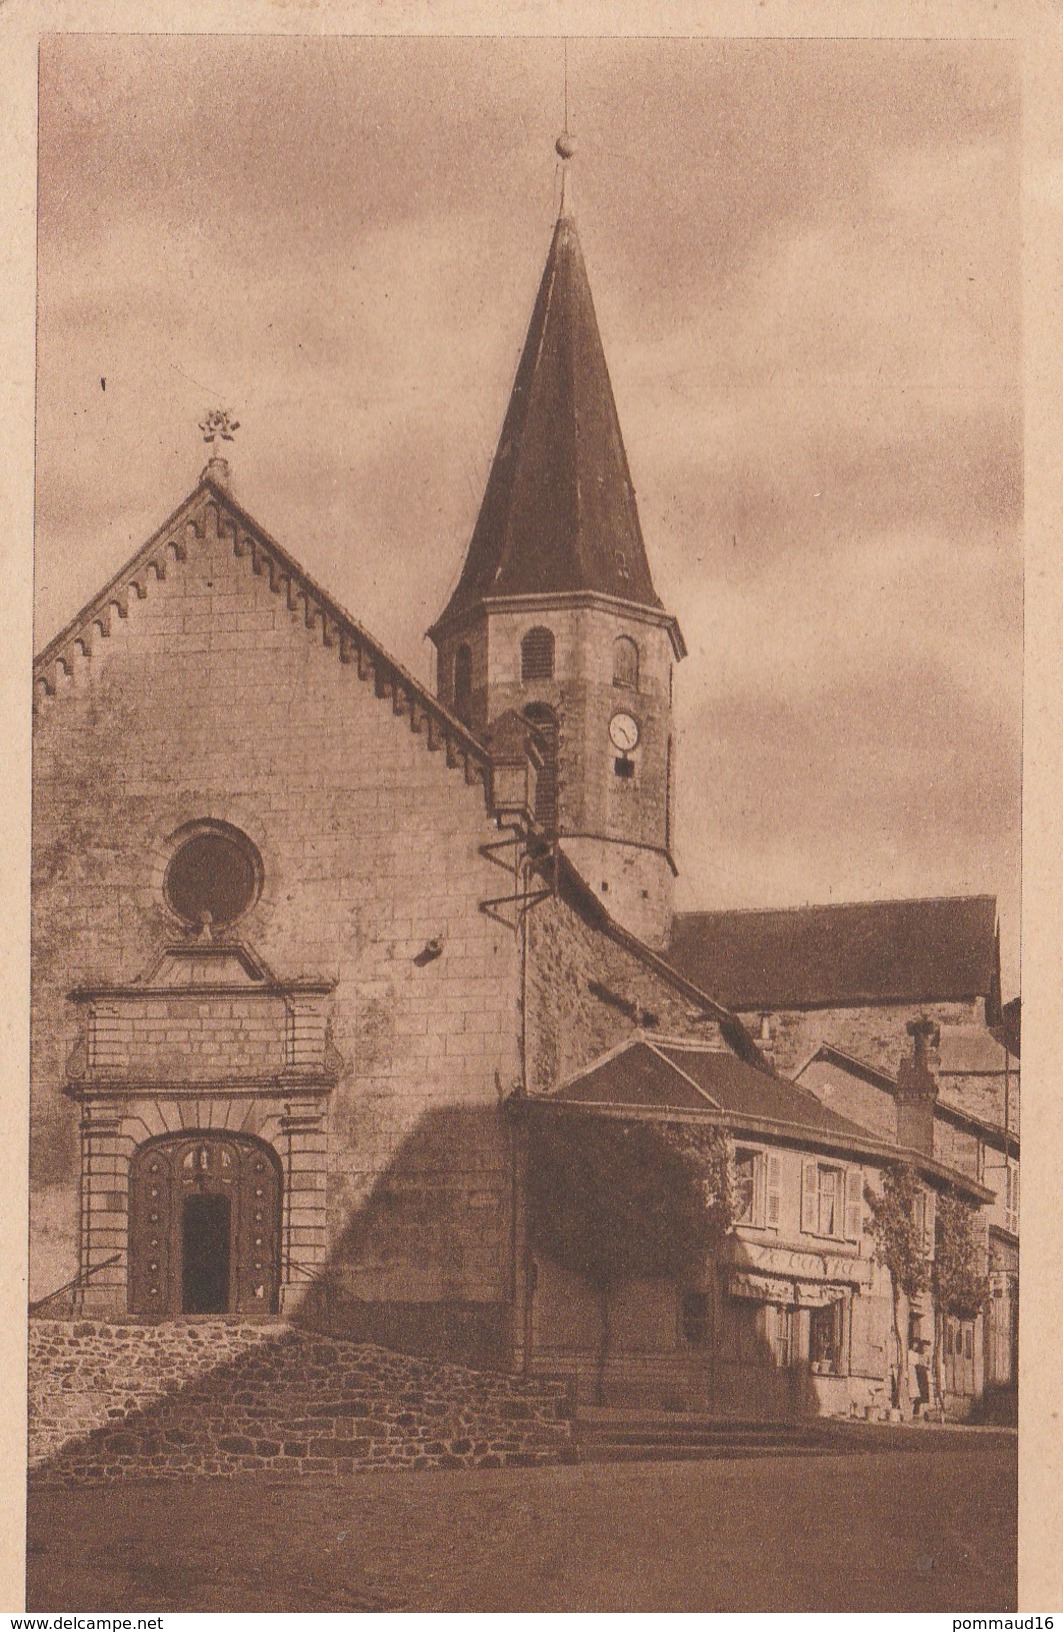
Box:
[535,1036,993,1202]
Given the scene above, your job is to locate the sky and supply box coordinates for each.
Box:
[34,34,1022,993]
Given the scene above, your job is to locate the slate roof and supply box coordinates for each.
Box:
[431,201,672,634]
[539,1037,995,1197]
[666,896,1001,1012]
[794,1042,1019,1154]
[549,1037,881,1144]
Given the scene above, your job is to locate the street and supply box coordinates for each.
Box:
[27,1442,1017,1612]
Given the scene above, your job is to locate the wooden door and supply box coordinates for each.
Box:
[129,1133,282,1317]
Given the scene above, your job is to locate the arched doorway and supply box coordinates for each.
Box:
[128,1133,282,1318]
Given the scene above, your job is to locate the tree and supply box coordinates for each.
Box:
[525,1111,733,1402]
[932,1188,990,1409]
[865,1163,930,1418]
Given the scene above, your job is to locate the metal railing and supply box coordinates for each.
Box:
[29,1253,123,1316]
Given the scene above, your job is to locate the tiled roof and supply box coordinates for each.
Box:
[666,896,1000,1011]
[432,205,673,634]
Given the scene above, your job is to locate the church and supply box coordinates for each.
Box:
[30,139,1018,1428]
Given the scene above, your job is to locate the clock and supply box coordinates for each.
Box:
[609,712,640,753]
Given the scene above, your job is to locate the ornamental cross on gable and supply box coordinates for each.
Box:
[199,408,240,445]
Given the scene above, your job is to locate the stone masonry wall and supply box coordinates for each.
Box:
[31,488,523,1340]
[29,1319,572,1484]
[749,1001,981,1083]
[524,890,724,1095]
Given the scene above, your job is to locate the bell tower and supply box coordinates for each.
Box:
[429,134,685,948]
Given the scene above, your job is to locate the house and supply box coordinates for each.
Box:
[30,140,1013,1429]
[522,1034,994,1417]
[794,1029,1019,1402]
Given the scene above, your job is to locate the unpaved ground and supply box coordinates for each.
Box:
[27,1443,1017,1613]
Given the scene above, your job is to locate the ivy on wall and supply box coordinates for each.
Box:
[865,1163,929,1417]
[932,1189,990,1321]
[524,1110,733,1401]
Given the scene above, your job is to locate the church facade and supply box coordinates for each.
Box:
[31,165,1017,1421]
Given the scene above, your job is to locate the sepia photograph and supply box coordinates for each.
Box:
[24,28,1023,1613]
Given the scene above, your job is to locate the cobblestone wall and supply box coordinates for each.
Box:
[29,1318,573,1484]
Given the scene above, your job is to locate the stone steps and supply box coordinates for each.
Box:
[574,1412,840,1463]
[579,1441,839,1463]
[573,1408,1017,1464]
[30,1318,573,1484]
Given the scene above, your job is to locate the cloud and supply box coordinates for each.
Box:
[33,36,1023,989]
[675,660,1021,930]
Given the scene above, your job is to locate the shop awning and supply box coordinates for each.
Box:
[729,1270,847,1308]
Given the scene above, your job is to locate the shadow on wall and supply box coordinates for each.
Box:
[294,1104,515,1371]
[28,1105,578,1484]
[27,1323,573,1486]
[530,1238,825,1420]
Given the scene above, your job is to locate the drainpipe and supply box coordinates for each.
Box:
[518,847,535,1379]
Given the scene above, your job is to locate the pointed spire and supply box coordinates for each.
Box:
[431,140,670,635]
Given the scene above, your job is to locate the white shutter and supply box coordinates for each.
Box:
[766,1154,782,1227]
[844,1167,863,1242]
[924,1188,935,1258]
[801,1158,819,1235]
[752,1151,765,1225]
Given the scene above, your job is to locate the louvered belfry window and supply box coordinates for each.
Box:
[521,626,555,682]
[613,635,639,690]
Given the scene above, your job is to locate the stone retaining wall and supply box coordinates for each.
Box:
[29,1319,573,1484]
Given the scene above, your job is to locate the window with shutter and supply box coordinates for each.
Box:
[733,1149,757,1225]
[1004,1164,1019,1234]
[844,1167,863,1241]
[911,1189,932,1256]
[801,1158,818,1234]
[817,1165,840,1236]
[766,1154,782,1227]
[612,635,639,689]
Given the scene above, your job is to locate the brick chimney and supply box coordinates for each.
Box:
[895,1017,939,1157]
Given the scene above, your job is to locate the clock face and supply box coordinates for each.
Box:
[609,712,640,753]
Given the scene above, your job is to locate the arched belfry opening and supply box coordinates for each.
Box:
[521,626,555,682]
[129,1132,282,1318]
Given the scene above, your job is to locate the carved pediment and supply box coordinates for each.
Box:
[67,938,340,1091]
[138,938,279,991]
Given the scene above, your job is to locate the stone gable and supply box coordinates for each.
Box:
[32,483,524,1355]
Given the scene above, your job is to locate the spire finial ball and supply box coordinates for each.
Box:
[555,131,577,161]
